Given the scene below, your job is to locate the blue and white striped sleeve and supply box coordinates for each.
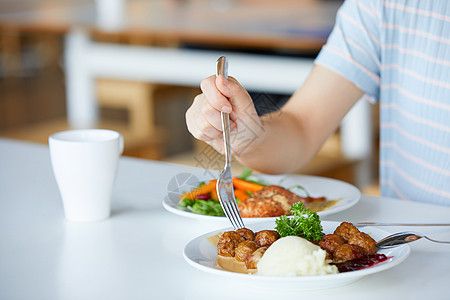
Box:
[315,0,382,103]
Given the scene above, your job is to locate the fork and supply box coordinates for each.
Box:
[215,56,245,230]
[376,231,450,249]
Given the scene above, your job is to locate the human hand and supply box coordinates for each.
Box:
[186,75,263,156]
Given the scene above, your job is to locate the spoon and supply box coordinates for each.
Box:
[376,231,450,249]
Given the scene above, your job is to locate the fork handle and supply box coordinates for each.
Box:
[217,56,231,167]
[221,112,232,166]
[356,222,450,227]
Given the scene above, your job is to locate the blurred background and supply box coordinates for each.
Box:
[0,0,380,194]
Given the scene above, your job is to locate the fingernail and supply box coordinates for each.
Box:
[221,105,232,113]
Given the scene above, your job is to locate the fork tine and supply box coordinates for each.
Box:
[226,202,242,229]
[228,201,244,229]
[223,201,238,229]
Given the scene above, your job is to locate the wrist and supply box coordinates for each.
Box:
[232,119,267,163]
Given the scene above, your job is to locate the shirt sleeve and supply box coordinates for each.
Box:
[314,0,382,103]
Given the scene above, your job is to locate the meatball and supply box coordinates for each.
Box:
[348,232,377,255]
[254,230,280,247]
[333,244,365,263]
[334,222,360,241]
[319,234,346,254]
[245,246,268,269]
[236,228,255,241]
[217,231,245,257]
[235,240,259,262]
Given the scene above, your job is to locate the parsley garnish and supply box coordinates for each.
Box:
[275,202,324,242]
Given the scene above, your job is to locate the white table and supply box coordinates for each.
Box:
[1,138,449,300]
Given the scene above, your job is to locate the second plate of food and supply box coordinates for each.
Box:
[183,220,410,290]
[163,174,361,224]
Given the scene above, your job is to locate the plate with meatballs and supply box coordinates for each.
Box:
[164,174,361,223]
[183,221,410,290]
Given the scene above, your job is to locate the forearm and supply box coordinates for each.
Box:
[186,65,363,174]
[234,65,363,174]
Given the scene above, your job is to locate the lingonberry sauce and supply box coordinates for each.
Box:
[334,254,390,272]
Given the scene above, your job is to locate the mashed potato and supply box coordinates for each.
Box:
[257,236,338,276]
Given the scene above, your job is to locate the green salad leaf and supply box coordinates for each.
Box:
[288,184,310,197]
[179,198,224,216]
[275,202,323,242]
[239,167,253,180]
[238,167,268,186]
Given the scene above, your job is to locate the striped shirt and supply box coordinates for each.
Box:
[315,0,450,206]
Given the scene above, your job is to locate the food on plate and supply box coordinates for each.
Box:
[178,168,334,217]
[216,228,279,273]
[320,222,377,263]
[257,236,338,276]
[237,185,306,218]
[217,231,244,257]
[236,227,255,241]
[214,204,388,276]
[245,246,268,269]
[254,230,280,247]
[275,202,324,242]
[235,240,259,262]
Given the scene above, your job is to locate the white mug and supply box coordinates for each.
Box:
[49,129,123,222]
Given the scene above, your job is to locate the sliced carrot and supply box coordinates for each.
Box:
[232,177,265,194]
[234,189,250,202]
[210,188,219,201]
[180,180,217,200]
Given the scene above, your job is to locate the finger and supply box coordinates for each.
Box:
[193,115,223,141]
[191,93,224,134]
[200,76,232,113]
[186,98,223,141]
[201,100,225,132]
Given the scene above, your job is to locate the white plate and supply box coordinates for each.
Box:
[183,220,410,290]
[163,174,361,224]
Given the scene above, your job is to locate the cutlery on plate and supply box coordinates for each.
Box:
[376,231,450,249]
[356,222,450,227]
[215,56,245,230]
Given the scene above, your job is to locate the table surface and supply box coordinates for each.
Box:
[0,0,341,51]
[1,137,450,300]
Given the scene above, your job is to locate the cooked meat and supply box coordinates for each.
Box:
[217,231,245,257]
[334,222,360,241]
[333,244,365,263]
[348,232,377,255]
[238,198,286,218]
[254,230,280,247]
[235,240,260,262]
[319,234,346,254]
[325,250,333,261]
[245,246,268,269]
[237,185,306,218]
[236,228,255,241]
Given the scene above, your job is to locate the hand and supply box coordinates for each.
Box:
[186,75,264,156]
